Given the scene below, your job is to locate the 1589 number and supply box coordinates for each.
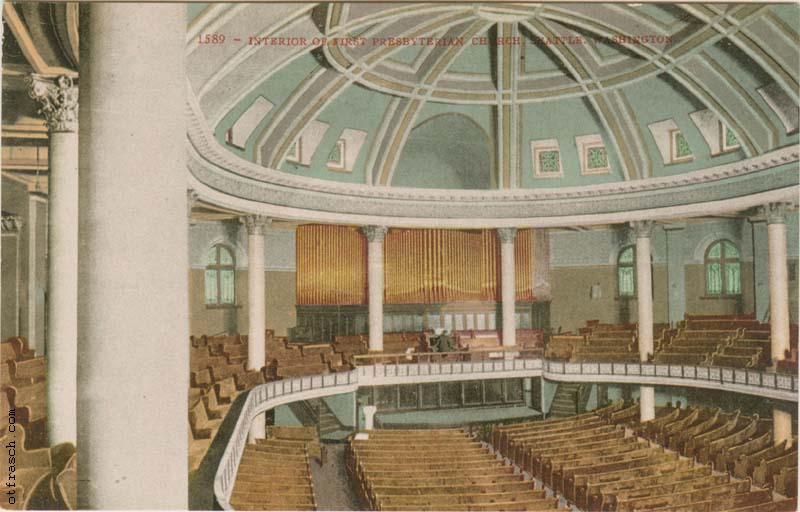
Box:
[198,33,226,44]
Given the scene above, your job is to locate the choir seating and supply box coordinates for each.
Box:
[545,335,584,360]
[347,428,567,511]
[230,427,317,511]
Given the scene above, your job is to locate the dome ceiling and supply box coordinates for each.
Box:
[187,3,799,192]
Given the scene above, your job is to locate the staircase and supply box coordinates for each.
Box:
[308,398,345,437]
[548,382,585,418]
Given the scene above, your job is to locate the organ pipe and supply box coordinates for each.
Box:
[296,225,536,305]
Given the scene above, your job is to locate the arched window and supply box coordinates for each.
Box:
[705,240,741,296]
[205,244,235,305]
[617,246,636,297]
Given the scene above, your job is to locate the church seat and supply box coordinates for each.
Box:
[583,465,713,511]
[55,453,77,510]
[734,439,792,479]
[773,465,798,498]
[10,357,46,384]
[188,400,221,440]
[715,427,773,473]
[727,498,799,512]
[753,444,799,488]
[6,380,47,424]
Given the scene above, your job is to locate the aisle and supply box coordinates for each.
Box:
[309,443,362,511]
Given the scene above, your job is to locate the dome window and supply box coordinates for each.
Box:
[531,139,563,179]
[326,128,367,173]
[647,119,695,165]
[688,109,740,156]
[670,129,693,163]
[575,134,611,175]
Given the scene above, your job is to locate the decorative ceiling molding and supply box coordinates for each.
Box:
[373,19,492,186]
[2,3,77,77]
[679,3,799,104]
[523,18,652,180]
[187,90,799,227]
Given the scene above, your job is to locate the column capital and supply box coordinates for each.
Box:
[630,220,654,239]
[362,225,388,243]
[497,227,518,244]
[27,74,78,133]
[760,202,792,225]
[241,215,271,235]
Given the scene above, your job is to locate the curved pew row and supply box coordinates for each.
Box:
[229,427,318,511]
[346,428,569,511]
[491,401,797,512]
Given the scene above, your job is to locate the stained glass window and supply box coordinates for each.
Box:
[328,139,346,168]
[205,245,236,305]
[287,139,302,163]
[671,130,692,161]
[725,127,739,148]
[587,146,608,169]
[705,240,741,296]
[538,150,560,174]
[618,246,635,297]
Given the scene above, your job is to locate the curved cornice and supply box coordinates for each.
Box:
[187,89,799,227]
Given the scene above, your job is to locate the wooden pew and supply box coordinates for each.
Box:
[734,440,791,479]
[582,465,713,511]
[752,445,798,487]
[715,427,772,473]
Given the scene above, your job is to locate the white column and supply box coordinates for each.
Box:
[244,216,268,442]
[77,4,188,508]
[639,386,655,423]
[28,74,78,445]
[244,216,269,371]
[763,203,791,362]
[632,221,654,360]
[773,406,792,447]
[26,189,48,355]
[363,226,387,351]
[498,228,517,347]
[363,405,377,430]
[632,221,655,423]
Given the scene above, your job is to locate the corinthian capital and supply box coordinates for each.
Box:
[760,202,792,225]
[28,74,78,133]
[497,227,517,244]
[630,220,654,239]
[241,215,271,235]
[361,225,388,243]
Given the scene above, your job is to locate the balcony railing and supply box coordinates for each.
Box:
[212,357,797,509]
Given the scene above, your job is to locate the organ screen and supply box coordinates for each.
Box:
[296,225,535,305]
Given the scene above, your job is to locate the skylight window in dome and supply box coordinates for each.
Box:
[284,120,330,167]
[721,125,740,152]
[326,128,368,173]
[286,139,302,164]
[575,134,611,175]
[670,130,693,163]
[648,119,694,165]
[688,109,740,156]
[531,139,563,179]
[327,139,345,169]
